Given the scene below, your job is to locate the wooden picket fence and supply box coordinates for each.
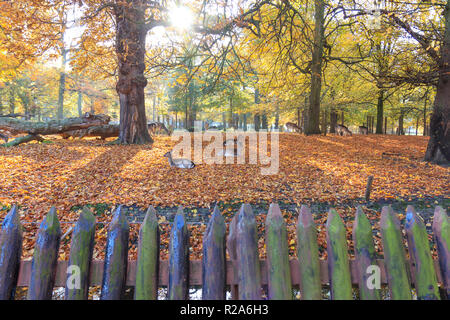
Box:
[0,203,448,300]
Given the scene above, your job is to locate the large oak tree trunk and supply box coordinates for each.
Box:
[425,1,450,164]
[306,0,325,135]
[114,1,152,144]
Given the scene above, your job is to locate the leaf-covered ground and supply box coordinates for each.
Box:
[0,133,448,260]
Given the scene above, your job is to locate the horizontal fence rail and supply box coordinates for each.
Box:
[0,203,448,300]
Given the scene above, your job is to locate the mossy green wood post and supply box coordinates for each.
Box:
[65,207,96,300]
[0,205,22,300]
[202,205,226,300]
[168,206,189,300]
[405,205,440,300]
[296,205,321,300]
[27,207,61,300]
[227,212,239,299]
[135,206,160,300]
[100,206,129,300]
[380,206,412,300]
[236,204,262,300]
[352,206,380,300]
[326,208,352,300]
[432,206,449,298]
[265,203,292,300]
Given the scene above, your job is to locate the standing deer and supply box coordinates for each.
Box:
[359,126,368,135]
[285,122,302,133]
[335,124,352,136]
[148,122,171,135]
[163,151,195,169]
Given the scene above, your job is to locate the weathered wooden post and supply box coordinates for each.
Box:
[227,211,239,299]
[326,208,352,300]
[404,206,440,299]
[202,205,226,300]
[432,206,449,298]
[100,205,129,300]
[65,207,96,300]
[135,206,160,300]
[265,203,292,300]
[364,176,374,202]
[168,206,189,300]
[296,205,321,300]
[28,207,61,300]
[380,206,412,300]
[0,205,22,300]
[236,204,262,300]
[352,206,380,300]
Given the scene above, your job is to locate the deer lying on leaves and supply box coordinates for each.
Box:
[359,126,368,135]
[217,138,243,157]
[335,124,352,136]
[285,122,302,133]
[163,151,196,169]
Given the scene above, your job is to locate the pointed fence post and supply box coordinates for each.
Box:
[202,205,226,300]
[0,205,22,300]
[135,206,160,300]
[326,208,352,300]
[100,205,129,300]
[266,203,292,300]
[227,212,239,299]
[296,205,321,300]
[432,206,449,298]
[28,207,61,300]
[352,206,380,300]
[405,205,440,300]
[65,207,96,300]
[380,206,412,300]
[168,206,189,300]
[236,204,261,300]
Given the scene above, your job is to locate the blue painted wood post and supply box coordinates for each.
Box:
[65,206,96,300]
[135,206,160,300]
[405,205,440,300]
[202,205,226,300]
[100,205,129,300]
[0,205,22,300]
[296,205,321,300]
[27,207,61,300]
[236,204,261,300]
[265,203,292,299]
[380,206,412,300]
[432,206,449,298]
[326,208,352,300]
[168,206,189,300]
[352,206,380,300]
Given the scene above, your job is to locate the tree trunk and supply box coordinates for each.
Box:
[275,104,279,129]
[306,0,325,135]
[384,116,387,134]
[115,2,152,144]
[376,90,384,134]
[243,113,247,131]
[398,110,404,135]
[77,90,83,117]
[330,110,337,133]
[254,114,260,131]
[57,39,67,120]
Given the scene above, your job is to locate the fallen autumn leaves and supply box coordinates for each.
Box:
[0,133,448,261]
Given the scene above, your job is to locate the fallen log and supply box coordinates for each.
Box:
[1,134,45,147]
[60,124,120,140]
[0,112,110,136]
